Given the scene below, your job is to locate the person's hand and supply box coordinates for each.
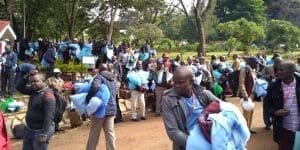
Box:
[24,70,39,79]
[38,134,47,143]
[274,109,289,117]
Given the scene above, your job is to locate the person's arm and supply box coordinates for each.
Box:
[40,91,56,135]
[203,90,221,102]
[16,77,34,95]
[86,76,101,103]
[5,53,17,68]
[238,68,248,98]
[260,67,272,80]
[162,95,188,147]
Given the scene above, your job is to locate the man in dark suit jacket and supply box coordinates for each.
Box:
[265,61,300,150]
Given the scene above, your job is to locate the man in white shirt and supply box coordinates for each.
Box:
[153,59,172,117]
[128,61,148,121]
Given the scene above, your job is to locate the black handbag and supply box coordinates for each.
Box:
[13,124,25,139]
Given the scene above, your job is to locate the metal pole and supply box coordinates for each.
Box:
[23,0,26,38]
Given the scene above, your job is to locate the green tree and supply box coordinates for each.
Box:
[129,23,164,46]
[225,37,241,56]
[266,19,300,52]
[216,0,266,24]
[217,18,265,51]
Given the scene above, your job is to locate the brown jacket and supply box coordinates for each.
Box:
[162,85,220,150]
[237,66,256,98]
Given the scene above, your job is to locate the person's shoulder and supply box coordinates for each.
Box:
[163,88,174,96]
[42,89,55,101]
[295,73,300,81]
[269,78,281,88]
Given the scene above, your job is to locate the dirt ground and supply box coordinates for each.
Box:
[12,97,277,150]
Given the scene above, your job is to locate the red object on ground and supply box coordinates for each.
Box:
[0,111,11,150]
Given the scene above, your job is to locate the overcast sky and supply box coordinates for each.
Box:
[165,0,193,11]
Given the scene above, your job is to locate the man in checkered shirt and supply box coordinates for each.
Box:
[265,61,300,150]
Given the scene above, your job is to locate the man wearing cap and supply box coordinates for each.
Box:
[46,68,66,131]
[237,56,260,134]
[1,39,17,97]
[153,59,172,117]
[47,68,64,93]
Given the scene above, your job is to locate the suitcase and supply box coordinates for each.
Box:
[67,110,83,128]
[119,89,131,99]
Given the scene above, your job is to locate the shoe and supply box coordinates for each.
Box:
[114,120,123,124]
[249,129,257,134]
[265,126,271,130]
[55,128,64,132]
[155,113,160,117]
[141,117,146,120]
[131,118,139,122]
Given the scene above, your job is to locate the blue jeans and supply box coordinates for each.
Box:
[23,125,55,150]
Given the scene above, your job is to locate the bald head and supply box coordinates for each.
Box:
[173,66,194,97]
[280,61,296,72]
[277,60,296,80]
[174,66,194,81]
[31,73,45,81]
[99,63,108,72]
[273,57,282,67]
[29,73,46,91]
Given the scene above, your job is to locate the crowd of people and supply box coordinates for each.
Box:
[0,37,300,150]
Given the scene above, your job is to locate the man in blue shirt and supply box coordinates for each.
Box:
[162,66,220,150]
[1,40,17,97]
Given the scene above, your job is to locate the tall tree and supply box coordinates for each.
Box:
[216,0,266,24]
[265,0,300,26]
[174,0,215,56]
[217,18,265,51]
[266,19,300,52]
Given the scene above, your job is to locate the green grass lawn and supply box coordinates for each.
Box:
[157,50,300,61]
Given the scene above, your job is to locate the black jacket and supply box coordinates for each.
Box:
[44,48,56,64]
[265,74,300,142]
[16,78,56,134]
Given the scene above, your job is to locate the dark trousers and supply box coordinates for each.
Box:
[278,127,295,150]
[115,95,123,122]
[263,97,272,127]
[23,125,55,150]
[1,70,15,96]
[47,64,55,78]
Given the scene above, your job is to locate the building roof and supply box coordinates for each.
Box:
[0,20,16,40]
[0,21,10,32]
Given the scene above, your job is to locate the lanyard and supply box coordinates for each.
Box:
[186,94,195,118]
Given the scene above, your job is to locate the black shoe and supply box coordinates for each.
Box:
[131,118,139,122]
[55,128,64,132]
[250,129,257,134]
[155,113,160,117]
[141,117,146,120]
[264,126,271,130]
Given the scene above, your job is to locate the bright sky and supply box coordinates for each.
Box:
[165,0,193,11]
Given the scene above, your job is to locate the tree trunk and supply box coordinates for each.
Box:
[197,19,206,56]
[107,7,117,43]
[68,25,73,40]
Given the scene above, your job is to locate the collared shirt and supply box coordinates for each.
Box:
[184,94,204,132]
[282,79,300,131]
